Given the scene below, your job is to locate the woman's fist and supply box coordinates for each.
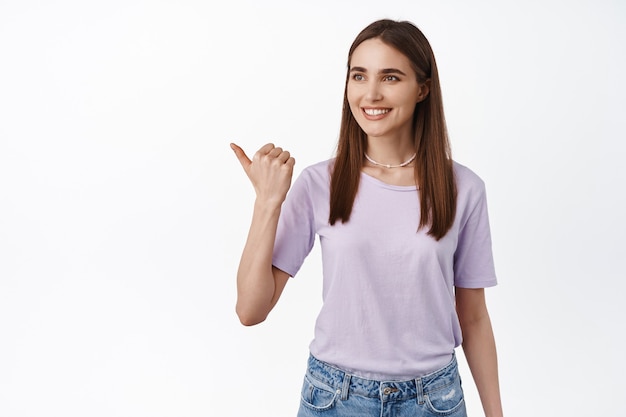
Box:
[231,142,295,206]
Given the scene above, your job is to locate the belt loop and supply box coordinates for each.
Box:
[341,373,351,401]
[415,377,424,405]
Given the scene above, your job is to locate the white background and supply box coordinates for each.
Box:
[1,0,625,416]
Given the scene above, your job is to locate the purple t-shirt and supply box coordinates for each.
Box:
[272,159,497,379]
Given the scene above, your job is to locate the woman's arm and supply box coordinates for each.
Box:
[455,287,503,417]
[231,143,295,326]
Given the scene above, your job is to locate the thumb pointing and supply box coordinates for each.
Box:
[230,143,251,171]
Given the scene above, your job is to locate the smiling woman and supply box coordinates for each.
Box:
[231,19,503,417]
[347,38,428,144]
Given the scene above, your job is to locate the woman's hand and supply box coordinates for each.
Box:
[231,143,295,207]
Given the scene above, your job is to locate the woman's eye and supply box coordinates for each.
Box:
[352,74,365,81]
[384,75,399,81]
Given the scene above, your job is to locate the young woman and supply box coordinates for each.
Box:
[231,19,503,417]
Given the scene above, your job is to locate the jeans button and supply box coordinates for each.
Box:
[383,387,392,395]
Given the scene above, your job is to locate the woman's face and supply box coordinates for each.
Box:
[347,38,427,142]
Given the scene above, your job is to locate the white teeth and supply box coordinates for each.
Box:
[364,108,390,116]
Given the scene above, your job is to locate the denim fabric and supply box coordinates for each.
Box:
[297,354,467,417]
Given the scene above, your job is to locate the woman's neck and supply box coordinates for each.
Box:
[365,135,415,167]
[362,136,417,187]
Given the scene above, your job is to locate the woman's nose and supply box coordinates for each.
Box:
[365,81,383,101]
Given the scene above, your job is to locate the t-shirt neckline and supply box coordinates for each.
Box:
[360,171,418,191]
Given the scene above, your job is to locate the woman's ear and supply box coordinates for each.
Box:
[417,79,431,102]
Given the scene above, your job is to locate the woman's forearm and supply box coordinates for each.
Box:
[461,313,503,417]
[231,143,295,326]
[235,200,283,326]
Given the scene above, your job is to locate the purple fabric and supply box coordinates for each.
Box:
[272,159,497,380]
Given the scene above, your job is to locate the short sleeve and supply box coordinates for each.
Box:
[453,182,498,288]
[272,169,316,277]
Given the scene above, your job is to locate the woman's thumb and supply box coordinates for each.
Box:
[230,143,251,170]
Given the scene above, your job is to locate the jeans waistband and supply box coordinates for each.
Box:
[305,354,460,402]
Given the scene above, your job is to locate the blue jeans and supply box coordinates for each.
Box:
[297,354,467,417]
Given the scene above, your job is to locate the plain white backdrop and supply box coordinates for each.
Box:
[1,0,625,416]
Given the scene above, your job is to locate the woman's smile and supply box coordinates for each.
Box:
[362,107,391,118]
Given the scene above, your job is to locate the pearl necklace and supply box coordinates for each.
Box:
[364,152,417,168]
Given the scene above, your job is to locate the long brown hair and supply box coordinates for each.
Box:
[329,19,456,240]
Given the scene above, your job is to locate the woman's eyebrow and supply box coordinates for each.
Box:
[349,66,407,76]
[380,68,407,76]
